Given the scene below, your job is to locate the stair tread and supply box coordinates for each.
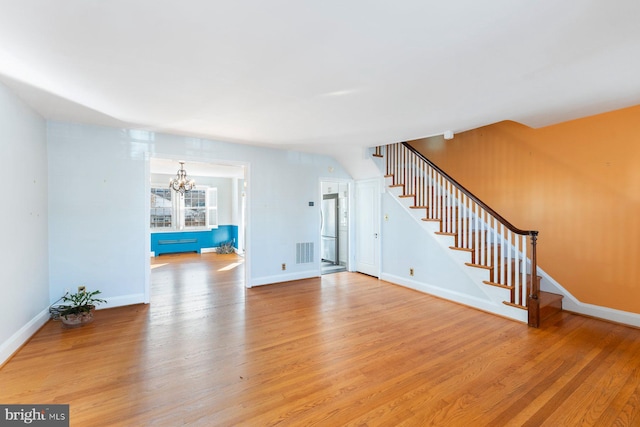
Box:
[539,291,563,303]
[503,294,563,313]
[450,246,473,252]
[465,262,493,271]
[503,301,527,310]
[483,280,514,290]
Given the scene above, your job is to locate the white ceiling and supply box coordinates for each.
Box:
[1,1,639,159]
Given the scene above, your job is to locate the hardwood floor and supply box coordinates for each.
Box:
[2,252,640,426]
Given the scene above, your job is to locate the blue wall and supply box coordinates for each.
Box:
[151,225,238,255]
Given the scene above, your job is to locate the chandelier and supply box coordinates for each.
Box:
[169,161,196,195]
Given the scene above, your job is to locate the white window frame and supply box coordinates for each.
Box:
[150,187,174,230]
[182,188,207,229]
[207,187,218,229]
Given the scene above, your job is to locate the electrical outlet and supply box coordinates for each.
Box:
[409,268,414,276]
[282,263,286,271]
[78,285,86,293]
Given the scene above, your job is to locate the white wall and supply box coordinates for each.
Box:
[380,192,488,299]
[379,188,528,322]
[47,122,351,304]
[0,82,49,364]
[48,123,148,307]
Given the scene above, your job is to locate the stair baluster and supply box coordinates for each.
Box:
[377,142,547,327]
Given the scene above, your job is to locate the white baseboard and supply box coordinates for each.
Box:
[0,294,147,366]
[381,273,528,323]
[249,270,320,287]
[0,308,50,367]
[98,293,146,310]
[538,269,640,327]
[564,300,640,327]
[0,294,147,367]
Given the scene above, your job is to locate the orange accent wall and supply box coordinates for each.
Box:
[409,105,640,314]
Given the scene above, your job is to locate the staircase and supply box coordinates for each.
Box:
[374,142,562,327]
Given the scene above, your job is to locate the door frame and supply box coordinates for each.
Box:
[321,193,339,264]
[146,155,250,302]
[319,178,354,273]
[354,178,382,277]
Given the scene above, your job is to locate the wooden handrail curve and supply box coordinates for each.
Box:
[402,142,537,238]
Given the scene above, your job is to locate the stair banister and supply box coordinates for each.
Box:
[395,142,541,327]
[402,142,535,236]
[528,232,539,327]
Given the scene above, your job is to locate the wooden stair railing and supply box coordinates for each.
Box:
[377,142,550,327]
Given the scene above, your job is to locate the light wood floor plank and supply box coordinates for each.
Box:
[2,252,640,426]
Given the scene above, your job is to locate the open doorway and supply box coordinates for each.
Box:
[148,158,248,293]
[321,180,349,274]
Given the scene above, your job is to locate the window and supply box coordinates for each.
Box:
[150,186,217,230]
[150,188,173,229]
[183,190,206,228]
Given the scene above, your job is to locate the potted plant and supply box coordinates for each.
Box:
[59,290,107,328]
[216,239,236,254]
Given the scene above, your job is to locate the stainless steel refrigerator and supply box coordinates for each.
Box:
[321,194,338,264]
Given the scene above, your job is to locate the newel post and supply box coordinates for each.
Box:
[527,231,539,327]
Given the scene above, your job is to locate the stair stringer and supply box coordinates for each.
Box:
[381,180,528,323]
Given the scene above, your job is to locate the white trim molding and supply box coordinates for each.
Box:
[539,269,640,327]
[0,308,50,367]
[249,270,320,288]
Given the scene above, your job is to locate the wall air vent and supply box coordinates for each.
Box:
[296,242,314,264]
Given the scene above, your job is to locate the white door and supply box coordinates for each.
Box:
[355,178,380,277]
